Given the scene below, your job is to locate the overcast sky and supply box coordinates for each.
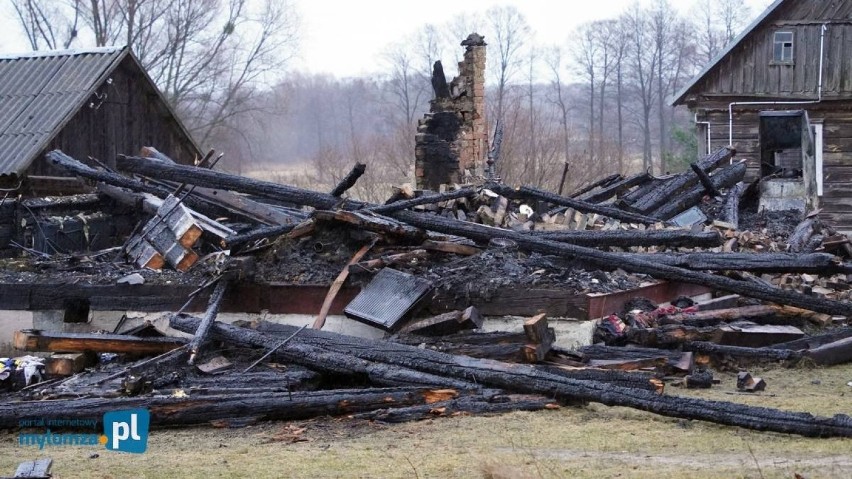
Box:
[0,0,775,78]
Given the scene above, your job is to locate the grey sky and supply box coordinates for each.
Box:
[0,0,775,78]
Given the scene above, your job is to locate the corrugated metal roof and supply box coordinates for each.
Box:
[0,46,128,176]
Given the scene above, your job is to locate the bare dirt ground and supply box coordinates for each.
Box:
[0,364,849,478]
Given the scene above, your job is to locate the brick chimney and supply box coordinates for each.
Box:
[415,33,487,190]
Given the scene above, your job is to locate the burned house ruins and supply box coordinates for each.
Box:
[1,32,852,468]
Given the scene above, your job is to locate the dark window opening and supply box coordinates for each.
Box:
[63,299,90,323]
[773,31,794,63]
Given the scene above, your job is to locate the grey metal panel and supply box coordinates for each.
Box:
[344,268,434,331]
[0,48,126,177]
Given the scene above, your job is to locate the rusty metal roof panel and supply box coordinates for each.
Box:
[0,46,127,177]
[344,268,434,331]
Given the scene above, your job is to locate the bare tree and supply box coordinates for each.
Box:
[573,22,598,166]
[10,0,300,160]
[9,0,79,49]
[485,5,530,125]
[622,4,659,174]
[544,46,573,174]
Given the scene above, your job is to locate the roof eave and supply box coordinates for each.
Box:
[670,0,788,107]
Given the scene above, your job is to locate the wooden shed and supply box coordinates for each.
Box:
[0,46,201,195]
[672,0,852,230]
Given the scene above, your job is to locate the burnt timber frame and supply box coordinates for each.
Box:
[0,279,710,321]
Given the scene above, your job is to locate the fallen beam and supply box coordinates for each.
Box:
[353,394,557,423]
[187,279,229,364]
[650,161,747,220]
[101,151,852,316]
[170,317,852,437]
[365,188,477,215]
[624,252,846,274]
[528,229,723,248]
[631,147,735,213]
[330,162,367,197]
[683,341,803,362]
[0,387,462,428]
[581,172,650,203]
[14,330,186,355]
[804,336,852,366]
[487,182,662,225]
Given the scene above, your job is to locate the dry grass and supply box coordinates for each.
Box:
[0,364,849,478]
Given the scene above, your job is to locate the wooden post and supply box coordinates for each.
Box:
[187,279,229,364]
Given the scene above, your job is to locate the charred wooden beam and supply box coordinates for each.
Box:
[624,252,847,274]
[683,341,803,362]
[224,223,297,249]
[388,210,852,316]
[659,304,830,328]
[47,151,222,220]
[365,188,477,214]
[804,337,852,366]
[631,147,735,213]
[174,315,478,390]
[313,210,425,242]
[788,217,819,253]
[650,161,747,220]
[619,176,665,206]
[170,317,852,437]
[568,173,622,198]
[14,330,186,355]
[330,163,367,197]
[103,151,852,316]
[625,323,804,348]
[353,393,557,423]
[582,172,652,204]
[398,306,483,336]
[0,387,461,428]
[528,229,723,248]
[770,327,852,351]
[719,182,747,229]
[115,154,349,210]
[187,279,229,364]
[486,183,662,225]
[690,162,720,197]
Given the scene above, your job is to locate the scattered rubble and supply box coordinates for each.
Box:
[1,145,851,440]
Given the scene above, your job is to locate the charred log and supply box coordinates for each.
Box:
[170,317,852,437]
[582,172,652,204]
[486,183,661,225]
[650,161,747,220]
[624,252,845,274]
[631,147,735,213]
[528,229,723,248]
[330,163,367,197]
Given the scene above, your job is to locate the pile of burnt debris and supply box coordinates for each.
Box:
[1,146,852,439]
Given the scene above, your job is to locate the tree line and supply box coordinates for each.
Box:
[6,0,762,199]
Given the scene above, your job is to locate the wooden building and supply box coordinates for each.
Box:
[672,0,852,230]
[0,46,201,195]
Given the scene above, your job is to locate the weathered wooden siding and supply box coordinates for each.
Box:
[691,1,852,100]
[26,56,197,178]
[698,106,852,230]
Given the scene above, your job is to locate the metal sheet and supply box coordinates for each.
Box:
[344,268,434,330]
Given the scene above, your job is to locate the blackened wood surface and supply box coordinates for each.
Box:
[170,317,852,437]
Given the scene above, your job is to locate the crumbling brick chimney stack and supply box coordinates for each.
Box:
[415,33,487,190]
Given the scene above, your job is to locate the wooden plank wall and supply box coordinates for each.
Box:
[693,1,852,99]
[27,56,198,178]
[698,107,852,230]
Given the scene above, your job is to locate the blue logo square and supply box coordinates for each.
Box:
[103,409,149,453]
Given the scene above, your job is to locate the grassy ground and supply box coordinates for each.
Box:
[0,364,849,478]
